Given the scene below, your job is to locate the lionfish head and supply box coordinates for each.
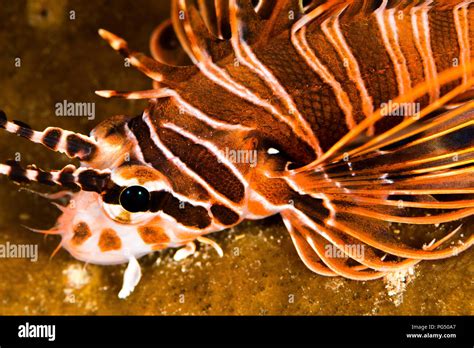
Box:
[0,111,178,265]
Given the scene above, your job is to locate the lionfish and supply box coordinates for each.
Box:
[0,0,473,298]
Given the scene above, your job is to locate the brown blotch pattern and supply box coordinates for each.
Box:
[98,228,122,252]
[71,222,92,246]
[119,165,163,184]
[138,226,170,244]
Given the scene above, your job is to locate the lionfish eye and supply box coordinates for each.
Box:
[119,186,150,213]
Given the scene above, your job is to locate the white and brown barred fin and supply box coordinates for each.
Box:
[0,110,98,161]
[0,161,111,192]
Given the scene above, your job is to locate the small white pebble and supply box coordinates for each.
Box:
[63,264,90,289]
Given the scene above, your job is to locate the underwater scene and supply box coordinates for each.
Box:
[0,0,472,319]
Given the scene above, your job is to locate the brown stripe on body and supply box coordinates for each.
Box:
[223,55,286,110]
[253,37,350,152]
[428,7,462,96]
[127,116,210,202]
[147,190,211,229]
[305,21,367,126]
[392,6,430,108]
[211,204,240,226]
[339,14,401,133]
[158,191,211,229]
[157,126,246,203]
[150,101,257,179]
[149,190,170,212]
[177,71,316,165]
[152,99,226,139]
[152,100,245,154]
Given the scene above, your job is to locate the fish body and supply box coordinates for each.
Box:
[1,0,473,298]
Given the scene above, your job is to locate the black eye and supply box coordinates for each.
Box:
[119,186,150,213]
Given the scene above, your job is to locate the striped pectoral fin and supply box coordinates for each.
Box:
[283,216,337,277]
[282,203,386,280]
[279,62,474,273]
[0,161,111,192]
[282,113,474,263]
[290,61,474,171]
[282,111,474,262]
[282,194,473,279]
[326,208,473,261]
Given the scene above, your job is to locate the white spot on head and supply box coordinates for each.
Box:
[267,147,280,155]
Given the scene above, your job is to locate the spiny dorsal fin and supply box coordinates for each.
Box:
[172,0,233,64]
[197,0,222,39]
[257,0,305,44]
[229,0,267,44]
[98,28,195,84]
[149,19,193,66]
